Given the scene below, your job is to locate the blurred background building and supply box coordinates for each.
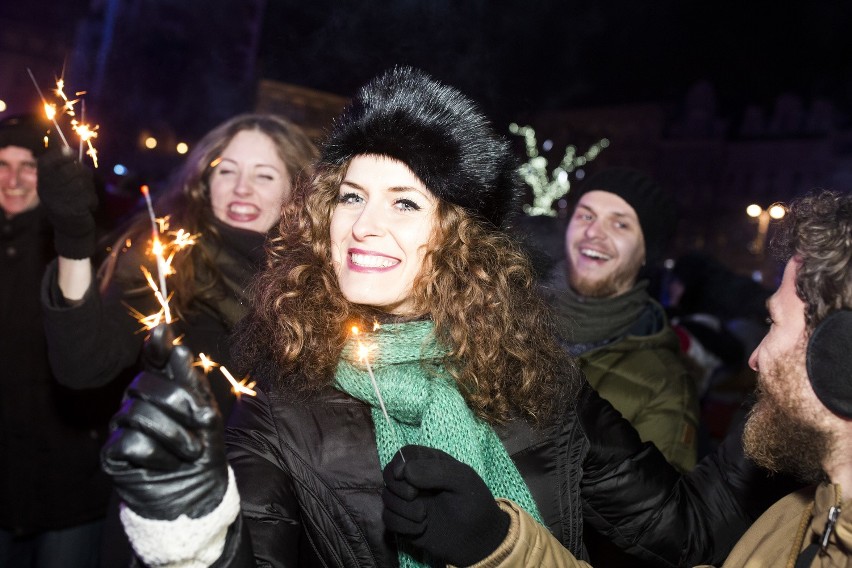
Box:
[2,0,851,285]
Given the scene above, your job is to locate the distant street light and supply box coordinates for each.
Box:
[746,203,786,255]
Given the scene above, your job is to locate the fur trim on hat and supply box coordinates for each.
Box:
[322,66,522,228]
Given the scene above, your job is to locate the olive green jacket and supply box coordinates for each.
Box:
[577,316,699,472]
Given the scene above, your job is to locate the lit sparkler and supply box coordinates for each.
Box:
[139,265,172,326]
[129,192,190,332]
[27,68,70,149]
[71,99,99,168]
[140,185,169,302]
[27,68,100,166]
[194,353,257,397]
[352,325,404,461]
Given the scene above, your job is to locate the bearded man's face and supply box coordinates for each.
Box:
[743,259,834,483]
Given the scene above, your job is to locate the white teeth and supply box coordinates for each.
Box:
[350,253,398,268]
[580,248,611,260]
[229,204,258,214]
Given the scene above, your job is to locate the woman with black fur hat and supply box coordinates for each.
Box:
[101,67,793,567]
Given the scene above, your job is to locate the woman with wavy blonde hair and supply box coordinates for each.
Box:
[102,68,792,568]
[40,112,318,418]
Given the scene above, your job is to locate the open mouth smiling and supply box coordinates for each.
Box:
[580,247,612,261]
[349,252,400,269]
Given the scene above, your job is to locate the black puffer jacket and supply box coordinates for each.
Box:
[220,373,794,567]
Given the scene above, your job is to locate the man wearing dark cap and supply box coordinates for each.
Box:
[550,167,699,472]
[0,115,108,566]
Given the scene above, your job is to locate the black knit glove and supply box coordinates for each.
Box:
[382,445,510,566]
[102,325,228,520]
[37,147,98,259]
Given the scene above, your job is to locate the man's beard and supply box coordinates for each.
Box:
[742,353,832,484]
[568,252,643,299]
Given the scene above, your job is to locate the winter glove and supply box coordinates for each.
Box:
[37,147,98,259]
[382,445,510,566]
[102,324,228,521]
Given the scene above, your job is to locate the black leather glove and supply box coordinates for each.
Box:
[102,325,228,520]
[382,445,510,566]
[37,147,98,259]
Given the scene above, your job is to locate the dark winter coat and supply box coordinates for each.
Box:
[0,207,115,534]
[217,369,791,567]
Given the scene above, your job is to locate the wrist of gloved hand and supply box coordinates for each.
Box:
[53,229,96,259]
[120,466,241,568]
[382,445,511,566]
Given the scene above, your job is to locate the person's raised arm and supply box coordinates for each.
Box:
[37,148,97,301]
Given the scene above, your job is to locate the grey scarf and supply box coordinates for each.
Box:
[549,280,651,348]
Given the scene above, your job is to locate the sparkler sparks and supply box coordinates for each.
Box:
[194,353,257,397]
[352,324,405,461]
[26,68,100,166]
[139,265,172,326]
[130,187,197,334]
[140,185,169,302]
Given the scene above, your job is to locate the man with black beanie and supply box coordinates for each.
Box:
[0,114,111,566]
[549,167,698,471]
[546,167,698,566]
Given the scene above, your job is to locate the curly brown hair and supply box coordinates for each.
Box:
[239,159,582,425]
[772,190,852,332]
[99,113,318,318]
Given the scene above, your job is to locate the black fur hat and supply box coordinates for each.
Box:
[322,66,522,228]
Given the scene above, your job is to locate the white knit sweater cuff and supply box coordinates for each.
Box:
[119,467,241,568]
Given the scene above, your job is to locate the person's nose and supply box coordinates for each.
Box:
[2,165,21,189]
[584,219,605,239]
[748,342,761,372]
[351,202,384,240]
[233,171,253,196]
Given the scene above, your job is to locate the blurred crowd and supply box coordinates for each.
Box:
[1,66,849,568]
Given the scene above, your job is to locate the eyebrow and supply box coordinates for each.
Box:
[577,203,634,219]
[214,157,282,171]
[341,180,431,197]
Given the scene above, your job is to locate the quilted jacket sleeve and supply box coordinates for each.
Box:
[41,248,154,389]
[577,380,800,567]
[222,389,303,567]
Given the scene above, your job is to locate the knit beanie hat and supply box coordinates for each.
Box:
[0,114,47,155]
[322,66,522,229]
[574,167,677,265]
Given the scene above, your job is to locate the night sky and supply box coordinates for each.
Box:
[258,1,852,123]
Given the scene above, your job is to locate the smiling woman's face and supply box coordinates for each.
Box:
[329,154,438,315]
[208,129,291,233]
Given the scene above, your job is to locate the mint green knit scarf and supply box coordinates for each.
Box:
[334,320,543,568]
